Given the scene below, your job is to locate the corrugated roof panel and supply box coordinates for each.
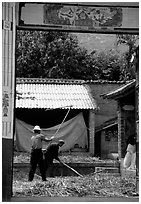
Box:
[16,81,97,110]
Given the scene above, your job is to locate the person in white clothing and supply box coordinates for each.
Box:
[123,134,136,169]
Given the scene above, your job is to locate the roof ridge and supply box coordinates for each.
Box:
[85,79,132,84]
[16,78,85,84]
[16,78,134,84]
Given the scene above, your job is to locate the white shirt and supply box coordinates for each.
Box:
[31,134,45,149]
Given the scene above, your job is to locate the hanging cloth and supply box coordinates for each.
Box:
[15,112,88,153]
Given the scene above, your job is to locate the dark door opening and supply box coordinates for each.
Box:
[95,131,101,157]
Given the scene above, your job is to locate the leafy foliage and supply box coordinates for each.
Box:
[116,34,139,79]
[16,31,137,81]
[116,35,138,51]
[16,31,89,79]
[90,49,127,81]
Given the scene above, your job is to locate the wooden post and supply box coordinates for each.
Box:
[135,47,139,194]
[2,2,16,201]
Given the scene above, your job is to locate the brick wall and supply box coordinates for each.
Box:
[89,110,95,155]
[117,102,125,158]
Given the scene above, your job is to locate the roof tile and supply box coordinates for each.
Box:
[16,78,97,110]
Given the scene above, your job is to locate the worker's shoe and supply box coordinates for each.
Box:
[42,179,47,181]
[28,179,33,182]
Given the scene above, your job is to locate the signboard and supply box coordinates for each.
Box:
[3,20,12,31]
[2,88,11,121]
[18,2,139,34]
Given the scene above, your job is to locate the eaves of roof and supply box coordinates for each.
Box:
[95,117,118,133]
[101,80,136,100]
[16,78,97,110]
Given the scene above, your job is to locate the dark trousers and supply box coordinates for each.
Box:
[44,155,54,177]
[28,149,46,181]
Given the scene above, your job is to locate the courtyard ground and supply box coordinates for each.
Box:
[12,151,139,200]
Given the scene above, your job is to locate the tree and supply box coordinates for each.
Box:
[16,31,137,81]
[116,34,139,80]
[16,30,91,79]
[90,49,128,81]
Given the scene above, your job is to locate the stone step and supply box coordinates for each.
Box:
[95,167,120,174]
[13,163,120,177]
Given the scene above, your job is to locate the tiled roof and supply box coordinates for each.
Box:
[16,78,97,110]
[101,80,136,99]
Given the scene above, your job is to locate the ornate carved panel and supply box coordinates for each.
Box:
[18,3,139,34]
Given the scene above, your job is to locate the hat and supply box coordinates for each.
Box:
[33,125,41,131]
[59,139,65,144]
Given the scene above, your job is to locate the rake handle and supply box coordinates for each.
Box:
[60,161,83,177]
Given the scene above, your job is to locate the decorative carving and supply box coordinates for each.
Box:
[2,92,9,117]
[19,3,139,33]
[44,4,122,28]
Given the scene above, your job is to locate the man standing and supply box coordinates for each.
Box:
[44,140,65,176]
[28,125,54,181]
